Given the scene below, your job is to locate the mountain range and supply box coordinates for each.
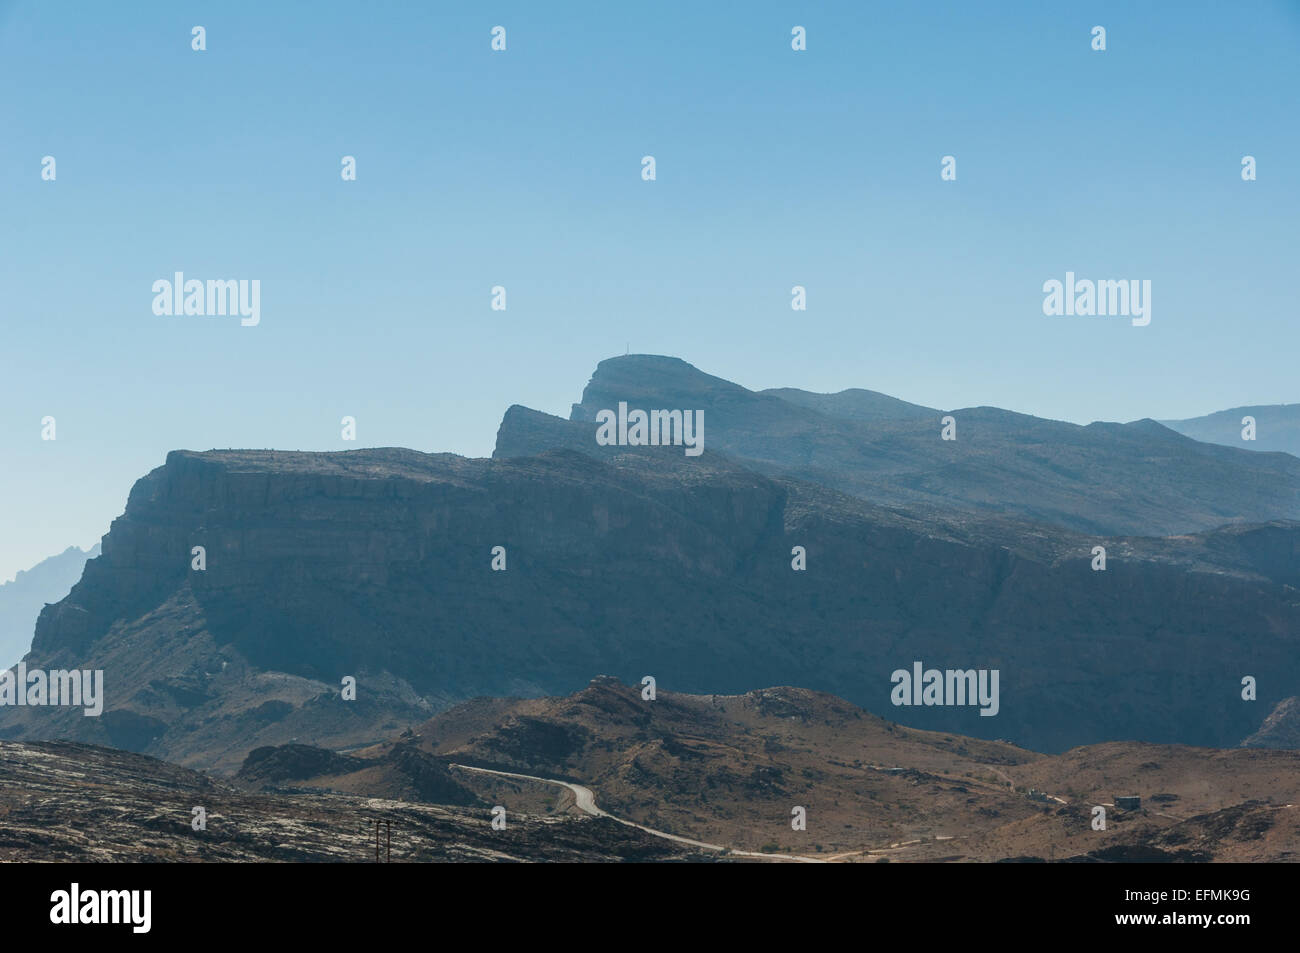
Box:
[500,356,1300,537]
[2,356,1297,773]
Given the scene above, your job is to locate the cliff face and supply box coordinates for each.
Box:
[4,442,1300,769]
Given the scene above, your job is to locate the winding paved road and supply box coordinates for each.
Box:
[451,763,827,863]
[453,759,1100,862]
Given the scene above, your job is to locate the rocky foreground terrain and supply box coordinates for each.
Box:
[4,679,1297,862]
[0,739,714,862]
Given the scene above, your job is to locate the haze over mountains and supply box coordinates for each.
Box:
[1161,404,1300,459]
[502,356,1300,537]
[2,356,1297,775]
[0,544,99,669]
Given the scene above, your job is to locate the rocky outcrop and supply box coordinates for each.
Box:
[236,743,369,784]
[235,741,482,806]
[1241,697,1300,749]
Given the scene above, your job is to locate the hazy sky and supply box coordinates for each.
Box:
[2,0,1298,581]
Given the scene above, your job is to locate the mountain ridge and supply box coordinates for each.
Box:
[500,354,1300,537]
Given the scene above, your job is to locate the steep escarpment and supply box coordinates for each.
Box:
[3,442,1300,769]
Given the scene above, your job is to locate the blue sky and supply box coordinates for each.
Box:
[2,0,1298,581]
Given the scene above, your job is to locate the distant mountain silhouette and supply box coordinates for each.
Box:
[759,386,938,422]
[1161,404,1300,458]
[0,544,100,669]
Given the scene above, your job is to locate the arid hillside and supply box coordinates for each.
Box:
[239,678,1300,862]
